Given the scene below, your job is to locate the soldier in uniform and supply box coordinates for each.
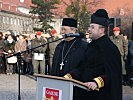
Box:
[31,31,47,74]
[110,27,128,84]
[48,29,61,69]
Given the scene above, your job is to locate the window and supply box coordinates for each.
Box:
[20,19,23,26]
[0,16,1,23]
[18,19,20,25]
[14,18,16,25]
[11,17,13,24]
[6,17,9,24]
[3,16,5,23]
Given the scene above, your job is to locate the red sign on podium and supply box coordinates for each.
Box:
[42,87,62,100]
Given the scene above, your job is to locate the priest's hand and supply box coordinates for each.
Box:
[84,82,98,90]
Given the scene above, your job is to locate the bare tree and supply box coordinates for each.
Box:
[56,0,103,32]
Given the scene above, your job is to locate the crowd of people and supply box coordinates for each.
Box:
[0,8,133,100]
[0,29,61,75]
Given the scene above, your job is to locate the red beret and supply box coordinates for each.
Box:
[113,27,120,31]
[52,29,57,35]
[36,31,42,35]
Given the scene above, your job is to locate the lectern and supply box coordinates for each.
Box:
[35,74,88,100]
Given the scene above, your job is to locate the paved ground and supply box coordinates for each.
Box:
[0,74,133,100]
[0,74,36,100]
[123,86,133,100]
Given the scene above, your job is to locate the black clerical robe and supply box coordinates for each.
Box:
[50,38,87,78]
[70,35,122,100]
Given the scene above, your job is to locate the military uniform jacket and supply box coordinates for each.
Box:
[71,35,122,100]
[31,37,47,54]
[48,37,61,58]
[110,35,128,57]
[50,38,88,77]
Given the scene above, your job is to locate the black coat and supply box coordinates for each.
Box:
[71,35,122,100]
[128,40,133,66]
[127,40,133,75]
[50,38,88,77]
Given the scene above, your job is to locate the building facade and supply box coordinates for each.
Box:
[0,0,34,34]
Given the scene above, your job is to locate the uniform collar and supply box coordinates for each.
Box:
[114,35,121,39]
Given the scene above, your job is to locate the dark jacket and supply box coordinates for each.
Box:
[0,39,4,56]
[50,38,88,77]
[128,40,133,66]
[127,40,133,75]
[71,35,122,100]
[3,40,16,54]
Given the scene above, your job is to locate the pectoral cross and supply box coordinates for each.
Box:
[60,61,64,70]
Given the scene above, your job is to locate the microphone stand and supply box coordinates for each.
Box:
[6,37,64,100]
[17,52,22,100]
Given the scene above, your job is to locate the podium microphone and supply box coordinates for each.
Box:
[63,33,84,38]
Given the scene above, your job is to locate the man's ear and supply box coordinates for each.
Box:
[100,27,105,34]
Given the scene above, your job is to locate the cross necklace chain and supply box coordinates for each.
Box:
[60,39,77,70]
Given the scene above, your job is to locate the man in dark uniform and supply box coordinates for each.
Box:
[50,18,88,78]
[65,9,122,100]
